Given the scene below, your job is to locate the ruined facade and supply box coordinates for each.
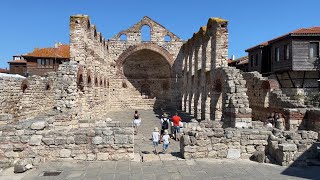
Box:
[0,14,319,168]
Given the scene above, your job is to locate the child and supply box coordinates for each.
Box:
[162,130,170,153]
[133,110,141,135]
[152,127,160,154]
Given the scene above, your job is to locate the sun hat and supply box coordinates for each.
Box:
[163,113,168,117]
[164,130,168,134]
[154,127,159,132]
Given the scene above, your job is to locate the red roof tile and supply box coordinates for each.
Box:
[0,68,9,73]
[246,26,320,52]
[23,44,70,58]
[292,27,320,34]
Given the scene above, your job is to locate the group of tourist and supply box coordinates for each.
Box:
[132,110,182,155]
[265,112,285,130]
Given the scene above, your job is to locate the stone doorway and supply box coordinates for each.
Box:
[121,49,172,110]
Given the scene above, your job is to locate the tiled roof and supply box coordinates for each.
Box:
[292,27,320,34]
[23,44,70,58]
[235,56,248,65]
[246,26,320,52]
[8,59,27,64]
[0,68,9,73]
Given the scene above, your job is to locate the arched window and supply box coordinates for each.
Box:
[46,84,51,91]
[21,80,29,93]
[164,35,171,42]
[141,25,151,42]
[95,77,98,86]
[87,76,92,86]
[120,34,127,41]
[141,84,151,99]
[78,74,84,92]
[104,79,107,88]
[122,81,127,88]
[100,79,103,86]
[22,84,28,93]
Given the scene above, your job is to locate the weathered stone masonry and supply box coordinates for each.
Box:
[180,18,252,128]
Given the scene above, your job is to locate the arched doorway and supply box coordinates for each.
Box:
[120,48,172,109]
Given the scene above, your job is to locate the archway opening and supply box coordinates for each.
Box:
[122,49,171,109]
[212,79,223,121]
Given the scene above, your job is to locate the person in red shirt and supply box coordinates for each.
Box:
[171,112,182,141]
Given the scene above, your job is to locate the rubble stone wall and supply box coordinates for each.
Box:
[242,71,307,130]
[181,123,319,166]
[0,118,134,169]
[0,74,55,122]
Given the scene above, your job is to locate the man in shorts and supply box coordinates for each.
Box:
[171,112,182,141]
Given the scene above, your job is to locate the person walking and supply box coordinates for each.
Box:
[162,130,170,153]
[172,112,182,141]
[133,110,141,135]
[152,127,160,154]
[160,113,170,143]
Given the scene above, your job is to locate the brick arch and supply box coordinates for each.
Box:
[211,67,252,128]
[116,43,174,67]
[261,79,280,90]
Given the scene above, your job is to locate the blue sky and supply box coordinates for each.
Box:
[1,0,320,68]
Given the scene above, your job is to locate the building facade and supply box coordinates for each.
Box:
[8,43,70,76]
[246,27,320,96]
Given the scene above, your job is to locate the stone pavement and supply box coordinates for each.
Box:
[104,109,191,161]
[1,159,320,180]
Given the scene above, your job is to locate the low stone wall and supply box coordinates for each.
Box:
[0,117,134,169]
[180,123,319,166]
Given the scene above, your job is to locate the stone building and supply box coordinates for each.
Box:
[245,27,320,97]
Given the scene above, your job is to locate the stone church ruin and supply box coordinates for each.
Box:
[0,15,319,170]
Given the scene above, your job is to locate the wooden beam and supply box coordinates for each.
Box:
[287,71,296,88]
[301,71,306,88]
[275,73,282,88]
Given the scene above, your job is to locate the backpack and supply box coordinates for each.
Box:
[162,118,169,129]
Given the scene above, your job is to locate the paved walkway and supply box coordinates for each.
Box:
[2,159,320,180]
[104,109,190,161]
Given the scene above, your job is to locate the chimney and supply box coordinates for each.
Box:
[231,55,235,60]
[54,42,62,48]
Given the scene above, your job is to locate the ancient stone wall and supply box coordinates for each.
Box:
[242,71,307,130]
[0,117,134,168]
[181,123,319,166]
[69,15,110,118]
[180,18,251,128]
[0,74,55,122]
[107,16,184,110]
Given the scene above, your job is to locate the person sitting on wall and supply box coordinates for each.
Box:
[133,110,141,135]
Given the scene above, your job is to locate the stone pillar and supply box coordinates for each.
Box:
[70,15,90,64]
